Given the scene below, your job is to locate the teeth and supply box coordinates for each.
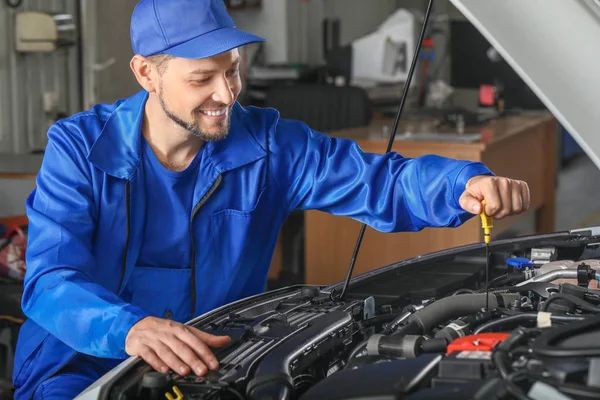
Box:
[202,109,226,117]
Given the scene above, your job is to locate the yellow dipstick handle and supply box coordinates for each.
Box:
[165,385,184,400]
[480,200,494,244]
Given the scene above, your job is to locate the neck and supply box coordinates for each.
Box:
[143,93,204,171]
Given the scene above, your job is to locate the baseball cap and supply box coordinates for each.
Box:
[130,0,265,59]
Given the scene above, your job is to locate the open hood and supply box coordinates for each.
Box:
[449,0,600,169]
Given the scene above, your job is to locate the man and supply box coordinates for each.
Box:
[12,0,530,398]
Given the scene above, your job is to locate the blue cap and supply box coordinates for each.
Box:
[130,0,265,58]
[506,257,536,270]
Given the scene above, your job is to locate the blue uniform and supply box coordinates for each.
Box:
[13,90,491,399]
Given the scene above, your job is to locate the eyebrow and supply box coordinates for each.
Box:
[189,58,240,75]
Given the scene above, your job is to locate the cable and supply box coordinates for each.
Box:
[476,274,509,292]
[334,0,435,301]
[542,293,600,313]
[473,313,585,334]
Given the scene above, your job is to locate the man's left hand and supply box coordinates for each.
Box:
[459,175,530,219]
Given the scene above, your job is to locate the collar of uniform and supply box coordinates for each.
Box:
[87,90,267,180]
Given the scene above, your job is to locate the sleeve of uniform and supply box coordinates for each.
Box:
[270,118,493,233]
[21,122,151,359]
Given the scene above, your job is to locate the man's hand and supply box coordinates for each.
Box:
[125,316,231,376]
[459,175,530,219]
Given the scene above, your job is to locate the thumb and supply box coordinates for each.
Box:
[459,191,483,214]
[195,330,232,347]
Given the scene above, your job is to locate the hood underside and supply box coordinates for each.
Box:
[449,0,600,169]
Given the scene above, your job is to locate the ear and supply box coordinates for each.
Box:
[130,55,159,93]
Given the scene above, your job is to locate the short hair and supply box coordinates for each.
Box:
[146,54,175,75]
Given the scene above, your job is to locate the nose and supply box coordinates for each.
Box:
[212,75,234,106]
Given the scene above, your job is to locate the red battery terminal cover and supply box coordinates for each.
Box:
[447,333,510,354]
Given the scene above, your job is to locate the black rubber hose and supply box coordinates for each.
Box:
[492,327,534,380]
[420,338,447,353]
[390,320,422,337]
[361,313,397,328]
[407,293,519,333]
[473,313,585,334]
[542,293,600,313]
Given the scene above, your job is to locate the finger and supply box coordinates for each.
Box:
[520,181,531,209]
[179,328,223,371]
[512,180,523,213]
[153,338,190,376]
[483,178,502,216]
[459,191,482,214]
[497,178,512,218]
[139,347,169,374]
[194,330,231,348]
[167,335,209,376]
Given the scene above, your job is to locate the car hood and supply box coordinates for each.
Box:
[449,0,600,169]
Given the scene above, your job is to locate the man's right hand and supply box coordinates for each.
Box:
[125,316,231,376]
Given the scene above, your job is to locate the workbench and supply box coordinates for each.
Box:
[299,112,558,285]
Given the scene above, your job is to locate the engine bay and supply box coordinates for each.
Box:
[95,231,600,400]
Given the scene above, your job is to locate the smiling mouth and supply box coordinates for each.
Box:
[199,108,228,117]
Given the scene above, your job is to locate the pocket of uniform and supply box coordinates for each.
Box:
[127,266,192,323]
[210,188,265,281]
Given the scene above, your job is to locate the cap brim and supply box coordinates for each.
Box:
[161,27,265,59]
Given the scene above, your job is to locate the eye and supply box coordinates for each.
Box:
[190,78,210,86]
[227,66,240,77]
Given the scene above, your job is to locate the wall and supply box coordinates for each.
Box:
[0,0,81,154]
[231,0,289,64]
[81,0,140,107]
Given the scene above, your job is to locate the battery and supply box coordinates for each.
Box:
[446,333,510,354]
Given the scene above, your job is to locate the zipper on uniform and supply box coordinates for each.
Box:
[189,175,222,319]
[117,180,131,294]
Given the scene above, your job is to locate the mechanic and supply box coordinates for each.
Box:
[12,0,530,398]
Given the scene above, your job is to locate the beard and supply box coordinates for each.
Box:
[157,82,231,142]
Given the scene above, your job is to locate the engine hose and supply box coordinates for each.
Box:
[476,272,526,293]
[473,313,585,334]
[542,293,600,313]
[420,338,447,353]
[361,313,397,328]
[401,293,519,335]
[492,327,537,380]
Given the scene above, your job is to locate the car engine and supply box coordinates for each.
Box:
[93,232,600,400]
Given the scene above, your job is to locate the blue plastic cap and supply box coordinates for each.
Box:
[506,257,536,270]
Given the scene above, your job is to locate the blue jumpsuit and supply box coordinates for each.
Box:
[13,90,491,398]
